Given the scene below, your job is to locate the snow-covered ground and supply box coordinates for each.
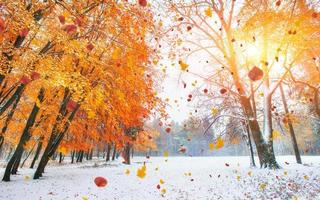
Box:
[0,156,320,200]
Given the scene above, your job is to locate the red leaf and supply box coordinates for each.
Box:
[285,161,289,165]
[66,99,77,111]
[312,12,318,18]
[138,0,147,7]
[0,18,5,33]
[94,177,107,187]
[203,88,208,94]
[225,163,230,167]
[187,26,192,31]
[276,0,281,6]
[19,28,29,37]
[248,66,263,81]
[178,147,187,153]
[86,43,94,51]
[31,71,40,80]
[64,24,77,34]
[165,127,171,133]
[58,15,65,24]
[156,184,161,189]
[75,18,82,26]
[20,75,31,84]
[220,88,227,94]
[188,94,192,98]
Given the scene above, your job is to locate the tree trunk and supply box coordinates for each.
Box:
[246,124,256,167]
[30,137,43,169]
[112,143,116,161]
[241,96,278,168]
[280,83,302,164]
[2,88,44,181]
[106,143,111,162]
[123,143,131,165]
[20,144,36,168]
[59,152,63,163]
[71,151,75,163]
[34,88,78,179]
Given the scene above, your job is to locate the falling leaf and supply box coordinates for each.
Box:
[24,176,30,181]
[179,60,189,71]
[272,130,281,140]
[157,184,161,189]
[248,66,263,81]
[236,175,241,181]
[82,197,88,200]
[284,171,288,176]
[209,143,214,150]
[211,108,218,115]
[225,163,230,167]
[161,188,166,194]
[294,195,298,200]
[165,127,171,133]
[160,179,165,184]
[303,175,309,180]
[205,7,212,17]
[164,151,169,157]
[125,169,130,175]
[137,165,147,179]
[247,171,252,176]
[215,137,224,149]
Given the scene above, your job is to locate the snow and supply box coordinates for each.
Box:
[0,156,320,200]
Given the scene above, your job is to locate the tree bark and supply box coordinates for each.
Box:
[30,137,43,169]
[112,143,116,161]
[246,124,256,167]
[3,88,45,181]
[71,151,75,163]
[280,83,302,164]
[106,143,111,162]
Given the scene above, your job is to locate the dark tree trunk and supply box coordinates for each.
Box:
[3,88,44,181]
[30,137,43,169]
[34,89,78,179]
[246,124,256,167]
[0,84,25,117]
[280,84,302,164]
[11,153,22,174]
[123,143,131,165]
[71,151,75,163]
[240,96,279,168]
[89,149,93,160]
[20,144,36,168]
[112,143,116,161]
[106,143,111,162]
[59,152,63,163]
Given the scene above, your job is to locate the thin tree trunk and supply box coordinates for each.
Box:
[20,144,36,168]
[71,151,75,163]
[59,152,63,163]
[246,124,256,167]
[280,83,302,164]
[112,143,116,161]
[106,143,111,162]
[30,137,43,169]
[3,88,44,181]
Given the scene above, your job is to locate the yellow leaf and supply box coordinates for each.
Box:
[24,176,30,181]
[247,171,252,177]
[205,7,212,17]
[215,137,224,149]
[179,60,189,71]
[159,179,165,184]
[209,143,215,150]
[35,99,41,108]
[137,165,146,179]
[272,130,281,140]
[236,175,241,181]
[82,197,88,200]
[211,108,218,115]
[161,188,166,194]
[112,48,121,60]
[58,147,67,155]
[125,169,130,175]
[155,167,159,171]
[293,195,298,200]
[303,175,309,180]
[164,151,169,157]
[259,183,267,190]
[284,171,288,176]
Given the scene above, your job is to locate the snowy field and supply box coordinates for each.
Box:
[0,156,320,200]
